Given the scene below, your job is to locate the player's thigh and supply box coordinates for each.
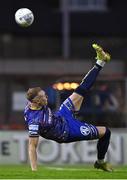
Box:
[96,126,106,138]
[69,92,84,111]
[65,120,100,142]
[58,98,75,119]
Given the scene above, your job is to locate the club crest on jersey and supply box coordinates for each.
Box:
[80,126,90,136]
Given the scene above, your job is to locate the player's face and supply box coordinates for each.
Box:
[38,90,48,105]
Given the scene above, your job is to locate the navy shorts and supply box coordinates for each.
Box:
[57,98,99,143]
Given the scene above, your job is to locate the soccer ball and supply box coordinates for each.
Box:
[15,8,34,27]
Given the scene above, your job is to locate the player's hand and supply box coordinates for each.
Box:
[32,168,37,171]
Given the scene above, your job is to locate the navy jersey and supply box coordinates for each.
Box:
[24,98,99,143]
[24,103,69,143]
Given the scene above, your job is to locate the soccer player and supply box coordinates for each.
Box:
[24,44,113,172]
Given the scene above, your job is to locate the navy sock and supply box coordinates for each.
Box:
[97,128,111,160]
[75,64,102,97]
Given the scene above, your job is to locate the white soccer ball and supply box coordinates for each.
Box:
[15,8,34,27]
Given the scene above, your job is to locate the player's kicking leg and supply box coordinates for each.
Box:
[69,43,111,111]
[69,44,113,172]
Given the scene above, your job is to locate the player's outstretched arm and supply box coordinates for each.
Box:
[28,137,39,171]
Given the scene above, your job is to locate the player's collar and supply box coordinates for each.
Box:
[29,104,42,110]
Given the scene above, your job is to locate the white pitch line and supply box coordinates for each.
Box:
[46,166,126,172]
[46,167,94,171]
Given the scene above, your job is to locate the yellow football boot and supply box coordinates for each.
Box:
[92,44,111,62]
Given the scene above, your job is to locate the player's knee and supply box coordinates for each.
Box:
[97,127,111,139]
[101,128,111,140]
[105,128,111,139]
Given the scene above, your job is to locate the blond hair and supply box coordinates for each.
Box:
[26,87,41,102]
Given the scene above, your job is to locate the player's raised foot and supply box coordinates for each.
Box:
[92,44,111,62]
[94,161,113,172]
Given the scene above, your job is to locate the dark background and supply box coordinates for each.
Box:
[0,0,127,36]
[0,0,126,129]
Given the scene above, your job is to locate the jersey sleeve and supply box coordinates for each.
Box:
[24,103,40,137]
[28,124,39,137]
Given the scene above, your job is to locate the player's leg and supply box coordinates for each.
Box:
[69,44,111,111]
[95,126,113,172]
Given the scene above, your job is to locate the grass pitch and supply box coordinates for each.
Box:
[0,165,127,179]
